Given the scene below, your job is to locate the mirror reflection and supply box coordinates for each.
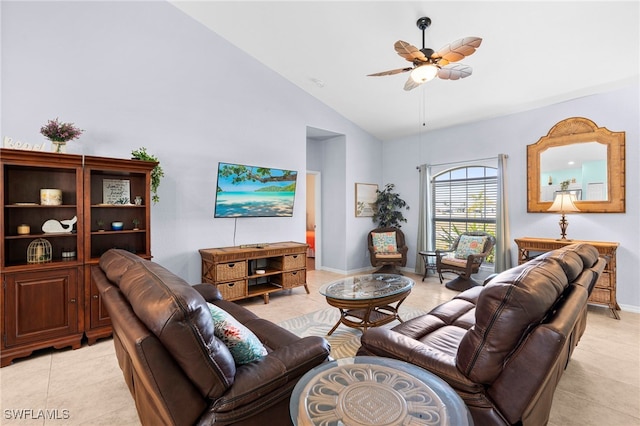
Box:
[539,142,608,201]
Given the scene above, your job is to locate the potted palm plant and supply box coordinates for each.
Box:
[372,183,409,228]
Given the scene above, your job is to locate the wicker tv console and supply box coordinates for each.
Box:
[199,241,309,304]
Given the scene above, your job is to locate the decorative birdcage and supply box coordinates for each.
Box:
[27,238,52,263]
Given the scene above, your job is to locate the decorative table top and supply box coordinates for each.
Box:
[291,356,471,426]
[319,274,414,301]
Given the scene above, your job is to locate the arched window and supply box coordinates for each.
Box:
[432,166,497,258]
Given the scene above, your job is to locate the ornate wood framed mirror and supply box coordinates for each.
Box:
[527,117,625,213]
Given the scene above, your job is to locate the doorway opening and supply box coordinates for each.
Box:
[306,171,320,271]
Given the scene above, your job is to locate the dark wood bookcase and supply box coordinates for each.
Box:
[1,148,155,366]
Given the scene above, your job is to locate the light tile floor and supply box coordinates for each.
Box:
[1,268,638,425]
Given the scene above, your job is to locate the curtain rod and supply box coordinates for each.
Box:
[416,155,506,169]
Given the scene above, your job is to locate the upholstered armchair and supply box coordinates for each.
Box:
[436,231,496,291]
[368,227,408,274]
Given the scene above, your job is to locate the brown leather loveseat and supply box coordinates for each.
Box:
[358,243,606,425]
[94,249,331,426]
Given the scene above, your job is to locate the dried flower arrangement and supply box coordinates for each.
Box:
[40,118,83,152]
[40,118,83,142]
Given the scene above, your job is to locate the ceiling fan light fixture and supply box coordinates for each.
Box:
[410,64,438,83]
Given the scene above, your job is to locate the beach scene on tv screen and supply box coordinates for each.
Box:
[215,163,297,217]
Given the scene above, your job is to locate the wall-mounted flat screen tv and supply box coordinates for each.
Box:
[214,162,298,218]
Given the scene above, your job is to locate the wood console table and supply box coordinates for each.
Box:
[199,241,309,304]
[514,237,620,319]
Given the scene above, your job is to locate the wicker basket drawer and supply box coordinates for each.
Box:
[285,254,306,270]
[215,262,246,281]
[273,270,306,289]
[589,287,611,305]
[268,254,306,271]
[595,272,612,288]
[217,280,247,300]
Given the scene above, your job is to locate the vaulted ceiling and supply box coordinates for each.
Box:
[171,1,639,142]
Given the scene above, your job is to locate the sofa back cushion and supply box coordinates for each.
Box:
[99,249,145,286]
[456,244,592,384]
[117,260,236,399]
[535,243,599,282]
[95,269,207,426]
[487,283,589,425]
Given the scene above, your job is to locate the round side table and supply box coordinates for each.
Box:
[419,250,438,281]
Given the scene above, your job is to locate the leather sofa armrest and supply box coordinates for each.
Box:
[193,283,223,301]
[360,328,481,394]
[213,336,330,412]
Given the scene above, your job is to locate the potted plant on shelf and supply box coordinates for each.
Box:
[40,118,83,153]
[132,218,140,230]
[372,183,409,228]
[97,219,105,232]
[131,147,164,204]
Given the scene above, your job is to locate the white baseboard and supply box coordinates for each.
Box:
[617,303,640,314]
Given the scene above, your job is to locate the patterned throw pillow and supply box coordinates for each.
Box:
[454,235,488,259]
[207,303,267,365]
[371,232,398,254]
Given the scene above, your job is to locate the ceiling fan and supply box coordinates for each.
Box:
[368,17,482,91]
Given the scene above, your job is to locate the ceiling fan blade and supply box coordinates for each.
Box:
[367,67,413,77]
[394,40,428,63]
[437,64,473,80]
[403,76,423,91]
[432,37,482,66]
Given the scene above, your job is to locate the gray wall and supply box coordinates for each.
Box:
[1,1,382,281]
[2,1,638,311]
[383,83,640,311]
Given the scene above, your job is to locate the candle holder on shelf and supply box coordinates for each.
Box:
[27,238,52,263]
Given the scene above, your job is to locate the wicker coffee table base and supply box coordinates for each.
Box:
[324,290,411,335]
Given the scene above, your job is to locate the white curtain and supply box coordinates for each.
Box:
[495,154,512,272]
[415,164,432,275]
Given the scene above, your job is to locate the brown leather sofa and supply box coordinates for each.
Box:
[94,249,331,426]
[358,243,606,426]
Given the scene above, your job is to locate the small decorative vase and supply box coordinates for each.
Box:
[51,141,67,153]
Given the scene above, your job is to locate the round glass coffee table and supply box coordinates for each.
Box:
[319,274,414,335]
[290,356,472,426]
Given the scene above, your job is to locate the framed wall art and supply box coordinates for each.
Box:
[103,179,131,204]
[355,183,378,217]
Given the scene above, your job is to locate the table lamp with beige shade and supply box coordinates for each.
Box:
[548,192,580,240]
